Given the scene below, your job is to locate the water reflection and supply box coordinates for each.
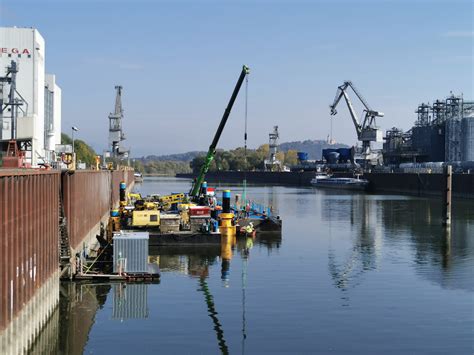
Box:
[148,232,281,279]
[198,277,229,354]
[379,196,473,291]
[324,192,473,302]
[26,180,473,354]
[113,283,149,320]
[28,283,111,354]
[324,193,381,305]
[149,233,260,355]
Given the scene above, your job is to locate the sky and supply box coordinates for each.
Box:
[0,0,472,156]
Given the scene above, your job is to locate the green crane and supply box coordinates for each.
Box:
[190,65,250,197]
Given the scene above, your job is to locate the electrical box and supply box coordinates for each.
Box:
[132,210,160,227]
[113,231,149,274]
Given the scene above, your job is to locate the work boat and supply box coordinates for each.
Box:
[310,172,331,185]
[311,175,369,191]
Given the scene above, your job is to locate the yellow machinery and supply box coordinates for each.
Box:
[156,193,186,209]
[132,210,160,227]
[128,192,142,201]
[219,190,236,237]
[107,209,121,242]
[219,213,236,237]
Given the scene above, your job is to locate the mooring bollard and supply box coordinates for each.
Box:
[442,165,452,227]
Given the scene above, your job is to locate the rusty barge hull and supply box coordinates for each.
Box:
[0,169,134,354]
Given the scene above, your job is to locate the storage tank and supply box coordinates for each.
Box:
[297,152,308,162]
[325,151,340,164]
[337,148,353,163]
[461,116,474,161]
[445,119,462,162]
[412,124,445,162]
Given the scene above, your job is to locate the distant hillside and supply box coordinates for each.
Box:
[278,140,349,160]
[137,151,206,163]
[137,140,350,162]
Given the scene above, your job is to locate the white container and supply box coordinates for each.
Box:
[113,231,149,274]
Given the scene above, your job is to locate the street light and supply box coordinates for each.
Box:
[71,126,79,154]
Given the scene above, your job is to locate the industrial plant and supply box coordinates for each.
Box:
[0,27,62,167]
[383,93,474,167]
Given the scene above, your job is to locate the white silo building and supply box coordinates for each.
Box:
[0,27,61,167]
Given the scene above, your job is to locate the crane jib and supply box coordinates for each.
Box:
[190,65,250,197]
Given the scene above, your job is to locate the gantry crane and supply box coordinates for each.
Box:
[329,81,384,165]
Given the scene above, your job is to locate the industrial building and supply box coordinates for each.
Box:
[0,27,61,167]
[383,93,474,165]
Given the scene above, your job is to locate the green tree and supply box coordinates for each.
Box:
[61,133,96,167]
[284,150,298,166]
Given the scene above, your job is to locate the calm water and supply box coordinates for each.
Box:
[32,177,473,354]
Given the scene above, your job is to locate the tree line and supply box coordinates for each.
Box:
[189,144,299,173]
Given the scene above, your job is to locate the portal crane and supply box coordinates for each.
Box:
[108,85,127,159]
[190,65,250,197]
[329,81,383,163]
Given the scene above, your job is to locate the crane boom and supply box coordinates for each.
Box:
[330,82,362,138]
[341,90,362,138]
[329,81,384,164]
[345,81,372,112]
[329,81,384,137]
[190,65,250,197]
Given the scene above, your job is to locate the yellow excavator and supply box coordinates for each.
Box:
[130,193,188,228]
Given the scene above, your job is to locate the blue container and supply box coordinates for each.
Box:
[297,152,308,162]
[322,149,340,163]
[337,148,352,162]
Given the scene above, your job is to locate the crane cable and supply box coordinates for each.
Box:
[243,75,249,202]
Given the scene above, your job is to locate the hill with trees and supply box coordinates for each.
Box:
[134,139,350,174]
[189,145,299,174]
[61,133,97,167]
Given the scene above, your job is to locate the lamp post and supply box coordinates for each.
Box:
[71,126,79,153]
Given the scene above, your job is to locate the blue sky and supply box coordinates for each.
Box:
[1,0,472,156]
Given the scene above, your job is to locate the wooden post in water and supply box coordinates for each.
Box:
[442,165,452,227]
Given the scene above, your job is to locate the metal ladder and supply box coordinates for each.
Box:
[59,194,71,275]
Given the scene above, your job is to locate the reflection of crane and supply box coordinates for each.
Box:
[198,276,229,354]
[329,81,383,164]
[327,196,379,305]
[190,65,250,197]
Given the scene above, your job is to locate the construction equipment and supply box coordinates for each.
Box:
[329,81,384,165]
[155,193,186,209]
[190,65,250,197]
[131,210,160,228]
